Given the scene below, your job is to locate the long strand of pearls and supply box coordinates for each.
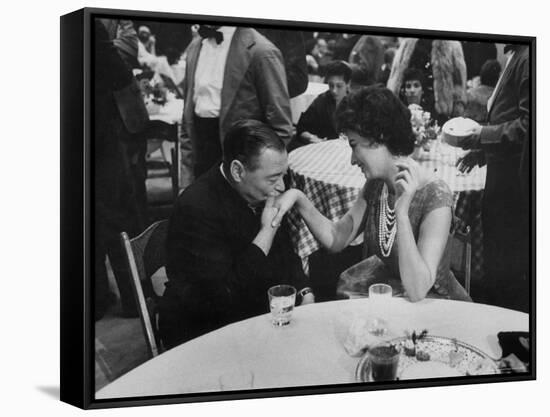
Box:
[378,183,397,257]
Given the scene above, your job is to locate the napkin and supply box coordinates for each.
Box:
[497,331,530,365]
[342,317,400,357]
[343,317,381,357]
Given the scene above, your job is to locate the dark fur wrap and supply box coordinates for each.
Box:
[387,39,467,117]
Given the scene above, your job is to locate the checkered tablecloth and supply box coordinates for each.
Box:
[287,138,486,275]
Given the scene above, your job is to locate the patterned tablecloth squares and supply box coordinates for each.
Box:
[287,139,486,278]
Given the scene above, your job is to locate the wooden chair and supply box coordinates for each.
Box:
[143,120,180,201]
[120,220,168,358]
[450,226,472,295]
[450,193,472,295]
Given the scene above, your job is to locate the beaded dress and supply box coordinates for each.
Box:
[338,178,471,301]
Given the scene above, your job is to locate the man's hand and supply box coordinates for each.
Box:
[271,189,301,228]
[456,150,486,174]
[301,292,315,305]
[260,196,280,230]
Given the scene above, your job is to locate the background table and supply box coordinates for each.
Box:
[287,138,486,277]
[96,298,528,399]
[146,96,184,125]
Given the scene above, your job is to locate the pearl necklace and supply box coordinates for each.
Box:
[378,183,396,257]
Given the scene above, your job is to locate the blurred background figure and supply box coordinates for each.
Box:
[387,38,467,124]
[331,33,361,61]
[138,25,156,55]
[379,47,396,85]
[135,23,185,87]
[306,36,330,82]
[461,40,498,87]
[464,59,501,123]
[256,28,308,98]
[348,35,385,86]
[457,59,501,177]
[94,19,150,320]
[182,25,292,178]
[293,60,352,148]
[399,67,433,114]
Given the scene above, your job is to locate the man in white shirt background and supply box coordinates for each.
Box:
[181,24,292,179]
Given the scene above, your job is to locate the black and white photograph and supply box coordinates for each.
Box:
[6,0,547,415]
[58,6,536,407]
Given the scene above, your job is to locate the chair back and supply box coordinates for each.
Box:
[450,227,472,295]
[450,193,472,294]
[143,120,180,201]
[120,220,168,358]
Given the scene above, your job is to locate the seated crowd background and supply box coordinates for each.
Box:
[94,18,530,354]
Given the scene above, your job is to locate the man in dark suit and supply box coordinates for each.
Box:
[159,120,313,349]
[181,26,292,181]
[461,44,530,312]
[94,19,150,320]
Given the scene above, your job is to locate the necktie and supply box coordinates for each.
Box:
[198,26,223,45]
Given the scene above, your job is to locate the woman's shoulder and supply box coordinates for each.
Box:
[415,179,454,211]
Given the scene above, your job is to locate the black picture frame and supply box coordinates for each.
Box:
[60,7,536,410]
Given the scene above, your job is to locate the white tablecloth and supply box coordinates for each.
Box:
[287,138,487,265]
[146,97,184,125]
[96,298,528,399]
[289,138,486,194]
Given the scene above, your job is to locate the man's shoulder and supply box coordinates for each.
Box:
[174,170,222,212]
[237,28,281,56]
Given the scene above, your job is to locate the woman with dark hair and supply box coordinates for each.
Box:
[399,67,434,115]
[273,86,470,302]
[295,60,352,146]
[387,38,467,125]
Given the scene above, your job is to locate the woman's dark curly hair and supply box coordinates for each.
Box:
[335,85,415,156]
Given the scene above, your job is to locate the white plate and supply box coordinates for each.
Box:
[355,335,499,382]
[441,117,480,147]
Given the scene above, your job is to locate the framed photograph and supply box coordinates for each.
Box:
[60,6,535,409]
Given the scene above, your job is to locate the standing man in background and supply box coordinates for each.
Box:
[460,44,530,312]
[181,25,292,180]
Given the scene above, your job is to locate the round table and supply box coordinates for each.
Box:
[96,298,528,399]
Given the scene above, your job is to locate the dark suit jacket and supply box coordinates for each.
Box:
[257,28,308,98]
[96,19,149,135]
[480,46,529,160]
[296,90,338,141]
[160,167,307,347]
[182,28,293,147]
[480,45,530,202]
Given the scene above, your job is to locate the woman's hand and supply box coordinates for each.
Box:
[271,189,302,228]
[394,159,421,216]
[260,196,280,230]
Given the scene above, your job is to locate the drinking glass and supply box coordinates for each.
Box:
[367,283,392,336]
[368,342,400,381]
[268,285,296,326]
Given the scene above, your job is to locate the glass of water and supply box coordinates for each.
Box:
[367,283,392,336]
[268,285,296,326]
